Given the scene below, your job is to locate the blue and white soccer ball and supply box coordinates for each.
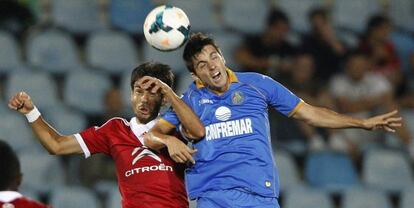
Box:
[143,5,191,51]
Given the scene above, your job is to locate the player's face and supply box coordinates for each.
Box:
[192,45,228,93]
[130,80,163,124]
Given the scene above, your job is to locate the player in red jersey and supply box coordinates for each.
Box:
[0,140,51,208]
[8,62,205,208]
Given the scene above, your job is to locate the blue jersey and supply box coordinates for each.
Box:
[162,70,303,199]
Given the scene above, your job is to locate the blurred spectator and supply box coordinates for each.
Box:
[330,52,411,156]
[301,7,346,81]
[235,8,296,81]
[358,14,401,86]
[0,0,35,37]
[0,140,51,207]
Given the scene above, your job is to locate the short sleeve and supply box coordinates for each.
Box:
[257,74,302,116]
[75,119,116,158]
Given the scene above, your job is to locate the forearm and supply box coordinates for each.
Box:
[30,117,67,154]
[165,93,205,138]
[294,103,365,129]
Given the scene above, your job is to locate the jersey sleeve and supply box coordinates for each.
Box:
[74,119,116,158]
[257,74,302,116]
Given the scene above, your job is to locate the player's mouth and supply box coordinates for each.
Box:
[212,71,221,82]
[138,106,150,115]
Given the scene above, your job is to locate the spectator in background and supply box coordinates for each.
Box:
[301,7,346,81]
[359,14,401,86]
[0,140,51,208]
[330,52,411,156]
[235,8,296,81]
[0,0,35,37]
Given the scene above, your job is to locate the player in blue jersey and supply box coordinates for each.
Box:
[143,33,403,208]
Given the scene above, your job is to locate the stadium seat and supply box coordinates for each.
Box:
[363,149,414,192]
[6,70,60,109]
[50,186,99,208]
[0,112,37,151]
[389,0,414,32]
[390,31,414,74]
[18,152,65,193]
[284,186,333,208]
[342,187,391,208]
[51,0,104,34]
[142,43,186,73]
[168,0,222,32]
[274,150,301,191]
[0,31,22,73]
[211,32,242,68]
[400,187,414,208]
[64,69,112,114]
[332,0,381,32]
[86,30,139,74]
[109,0,153,34]
[221,0,268,34]
[175,73,195,96]
[277,0,325,32]
[305,151,358,192]
[43,106,87,135]
[26,29,80,74]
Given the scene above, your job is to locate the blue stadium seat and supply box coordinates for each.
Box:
[6,71,60,109]
[142,43,186,73]
[305,151,358,192]
[0,112,37,151]
[390,32,414,74]
[109,0,153,34]
[401,188,414,208]
[274,150,301,191]
[167,0,222,32]
[26,29,80,73]
[43,106,87,135]
[18,152,65,193]
[332,0,381,32]
[284,186,333,208]
[86,30,139,74]
[175,73,194,96]
[51,0,104,34]
[50,186,99,208]
[389,0,414,32]
[64,69,112,114]
[277,0,325,32]
[221,0,268,34]
[0,31,22,73]
[342,187,391,208]
[363,149,413,192]
[211,32,242,68]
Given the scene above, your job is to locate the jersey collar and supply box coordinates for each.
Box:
[195,68,239,90]
[0,191,22,202]
[130,117,158,145]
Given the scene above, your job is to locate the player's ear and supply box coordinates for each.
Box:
[218,49,226,64]
[190,72,199,81]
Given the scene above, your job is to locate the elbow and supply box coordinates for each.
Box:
[193,128,205,139]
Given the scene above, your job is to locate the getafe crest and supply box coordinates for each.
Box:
[231,91,244,105]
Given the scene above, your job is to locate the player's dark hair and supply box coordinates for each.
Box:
[0,140,21,190]
[183,32,221,73]
[130,62,174,90]
[345,50,368,62]
[266,8,289,27]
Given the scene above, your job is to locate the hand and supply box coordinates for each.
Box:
[164,136,197,164]
[138,76,173,96]
[8,91,34,114]
[362,110,402,132]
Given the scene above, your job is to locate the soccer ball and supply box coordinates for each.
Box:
[143,5,191,51]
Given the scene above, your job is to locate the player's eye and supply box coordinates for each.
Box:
[198,63,206,70]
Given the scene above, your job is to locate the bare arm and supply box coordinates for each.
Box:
[139,76,205,139]
[144,122,197,164]
[292,102,402,132]
[8,92,83,155]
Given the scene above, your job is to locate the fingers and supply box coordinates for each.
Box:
[382,110,398,118]
[170,148,197,164]
[383,125,396,132]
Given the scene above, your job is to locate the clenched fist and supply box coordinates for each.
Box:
[8,91,34,114]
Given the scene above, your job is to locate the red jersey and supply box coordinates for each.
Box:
[74,117,188,208]
[0,191,50,208]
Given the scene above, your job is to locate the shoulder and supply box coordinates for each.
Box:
[97,117,130,129]
[11,197,49,208]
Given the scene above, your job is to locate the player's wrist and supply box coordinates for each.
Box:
[25,106,41,123]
